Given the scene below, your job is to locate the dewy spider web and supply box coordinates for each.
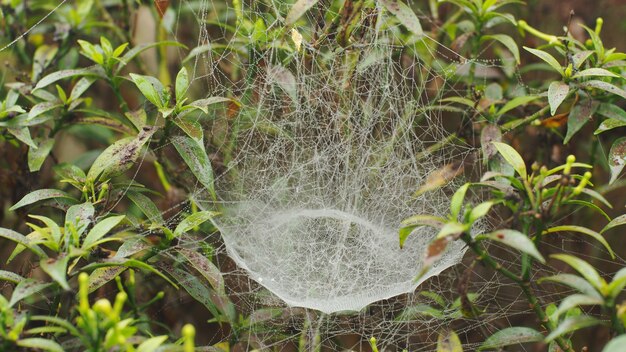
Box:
[189,8,472,314]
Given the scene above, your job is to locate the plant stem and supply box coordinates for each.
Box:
[460,232,575,352]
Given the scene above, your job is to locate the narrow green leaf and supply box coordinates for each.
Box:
[379,0,424,37]
[0,228,47,259]
[17,338,64,352]
[539,273,603,299]
[8,127,37,148]
[10,189,76,211]
[34,66,106,90]
[608,137,626,184]
[523,47,563,74]
[547,81,569,116]
[555,294,604,318]
[268,66,298,102]
[544,225,613,259]
[82,215,125,250]
[40,255,70,291]
[544,315,600,342]
[127,192,164,224]
[437,329,463,352]
[595,119,626,135]
[582,80,626,100]
[564,100,599,144]
[88,267,127,293]
[498,95,540,116]
[399,215,445,248]
[28,139,55,172]
[483,34,520,63]
[602,214,626,234]
[492,142,527,178]
[450,183,470,219]
[129,73,166,108]
[171,135,216,200]
[285,0,320,25]
[175,67,189,103]
[188,96,233,114]
[436,222,467,239]
[117,41,187,74]
[177,247,225,293]
[137,336,168,352]
[476,229,545,263]
[86,126,157,182]
[478,327,544,351]
[468,201,494,223]
[572,67,619,79]
[174,211,219,237]
[550,254,606,293]
[0,270,24,284]
[9,279,51,307]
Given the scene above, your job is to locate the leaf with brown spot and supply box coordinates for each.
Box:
[87,126,157,182]
[609,137,626,184]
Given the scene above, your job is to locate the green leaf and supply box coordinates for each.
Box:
[8,127,37,148]
[436,222,467,239]
[399,215,445,248]
[127,192,164,224]
[543,225,614,259]
[82,215,125,250]
[608,137,626,184]
[482,34,519,63]
[601,214,626,234]
[28,101,63,119]
[608,267,626,299]
[554,294,604,318]
[9,279,51,307]
[437,329,463,352]
[82,258,178,288]
[175,67,189,103]
[550,254,606,293]
[86,126,157,182]
[564,100,599,144]
[17,338,64,352]
[379,0,423,37]
[395,304,445,321]
[547,81,569,116]
[0,228,47,259]
[40,255,70,291]
[478,327,544,351]
[544,315,600,342]
[603,335,626,352]
[130,73,166,108]
[28,139,55,172]
[34,66,106,90]
[137,336,168,352]
[498,95,540,116]
[450,183,470,219]
[174,211,219,237]
[523,47,563,74]
[188,96,234,114]
[88,267,127,293]
[572,67,620,79]
[595,119,626,135]
[468,201,494,223]
[539,273,603,299]
[171,135,216,200]
[597,103,626,122]
[0,270,24,284]
[582,80,626,100]
[177,248,225,293]
[476,229,545,263]
[285,0,320,25]
[65,202,95,238]
[492,142,526,179]
[10,189,75,211]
